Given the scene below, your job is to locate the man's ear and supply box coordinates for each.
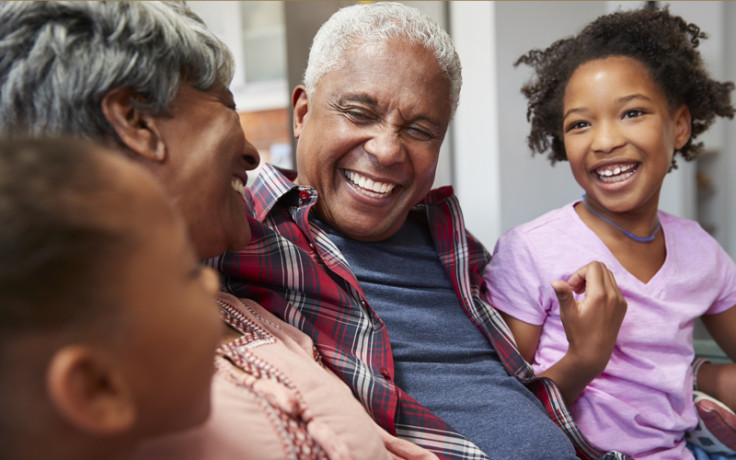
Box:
[46,345,136,436]
[101,88,167,162]
[292,85,310,140]
[673,104,692,150]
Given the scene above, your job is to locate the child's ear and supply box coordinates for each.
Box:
[101,88,167,163]
[292,85,310,140]
[46,345,136,436]
[673,104,692,150]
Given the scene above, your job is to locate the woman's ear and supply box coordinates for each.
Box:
[673,104,692,150]
[101,88,167,163]
[292,85,309,140]
[46,345,136,436]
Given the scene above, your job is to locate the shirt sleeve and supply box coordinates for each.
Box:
[707,239,736,315]
[483,227,549,326]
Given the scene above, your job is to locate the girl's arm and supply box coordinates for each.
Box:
[501,262,627,406]
[498,312,542,364]
[698,306,736,411]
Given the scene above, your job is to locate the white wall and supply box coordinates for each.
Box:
[450,2,501,248]
[726,2,736,257]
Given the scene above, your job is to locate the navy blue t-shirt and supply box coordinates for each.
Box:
[318,214,576,459]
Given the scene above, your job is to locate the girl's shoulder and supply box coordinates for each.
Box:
[659,210,718,245]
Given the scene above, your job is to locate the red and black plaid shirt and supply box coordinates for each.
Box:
[210,164,627,460]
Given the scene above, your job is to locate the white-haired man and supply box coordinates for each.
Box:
[213,3,627,459]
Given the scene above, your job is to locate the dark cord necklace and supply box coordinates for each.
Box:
[581,194,660,243]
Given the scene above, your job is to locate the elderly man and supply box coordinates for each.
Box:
[213,3,627,459]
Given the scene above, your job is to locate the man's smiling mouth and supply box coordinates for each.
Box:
[343,169,396,198]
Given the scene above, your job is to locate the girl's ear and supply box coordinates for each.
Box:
[101,88,167,163]
[46,345,137,436]
[292,85,309,140]
[673,104,692,150]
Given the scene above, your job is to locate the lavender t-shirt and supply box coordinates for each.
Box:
[484,201,736,459]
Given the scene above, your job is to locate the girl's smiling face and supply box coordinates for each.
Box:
[562,56,691,218]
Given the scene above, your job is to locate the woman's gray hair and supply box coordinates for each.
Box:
[303,2,462,116]
[0,1,233,142]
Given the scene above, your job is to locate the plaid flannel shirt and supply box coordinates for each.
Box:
[211,164,628,460]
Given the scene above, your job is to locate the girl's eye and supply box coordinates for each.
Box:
[623,109,644,119]
[566,120,590,132]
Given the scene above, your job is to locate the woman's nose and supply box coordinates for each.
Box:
[243,137,261,170]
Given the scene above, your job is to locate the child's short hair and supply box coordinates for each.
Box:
[516,5,735,166]
[0,138,131,344]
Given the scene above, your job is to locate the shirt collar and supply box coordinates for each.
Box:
[418,185,455,207]
[250,163,305,221]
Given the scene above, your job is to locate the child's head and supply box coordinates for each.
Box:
[0,138,222,459]
[516,5,734,168]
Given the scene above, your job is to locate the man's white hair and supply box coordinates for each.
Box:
[303,2,462,116]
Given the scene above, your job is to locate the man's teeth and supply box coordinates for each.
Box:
[595,164,637,183]
[344,170,395,197]
[231,177,245,195]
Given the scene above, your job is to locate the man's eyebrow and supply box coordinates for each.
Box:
[337,93,379,106]
[336,92,445,129]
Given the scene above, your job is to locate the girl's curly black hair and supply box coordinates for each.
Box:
[516,4,735,167]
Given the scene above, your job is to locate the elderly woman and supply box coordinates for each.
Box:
[0,2,435,459]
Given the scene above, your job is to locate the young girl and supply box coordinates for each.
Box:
[484,6,736,459]
[0,138,223,460]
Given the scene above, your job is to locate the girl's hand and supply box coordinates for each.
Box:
[553,261,628,376]
[538,261,627,405]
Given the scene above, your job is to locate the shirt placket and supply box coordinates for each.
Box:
[290,187,399,434]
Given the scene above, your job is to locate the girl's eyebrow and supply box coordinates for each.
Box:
[564,93,654,119]
[617,93,652,104]
[563,106,587,119]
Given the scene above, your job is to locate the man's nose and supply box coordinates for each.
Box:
[363,125,405,166]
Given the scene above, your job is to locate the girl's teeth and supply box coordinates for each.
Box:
[596,164,635,180]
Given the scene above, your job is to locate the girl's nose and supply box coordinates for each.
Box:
[591,121,624,154]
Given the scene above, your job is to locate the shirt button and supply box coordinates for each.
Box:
[380,368,391,380]
[299,190,310,202]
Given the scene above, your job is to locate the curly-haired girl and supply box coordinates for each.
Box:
[484,5,736,459]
